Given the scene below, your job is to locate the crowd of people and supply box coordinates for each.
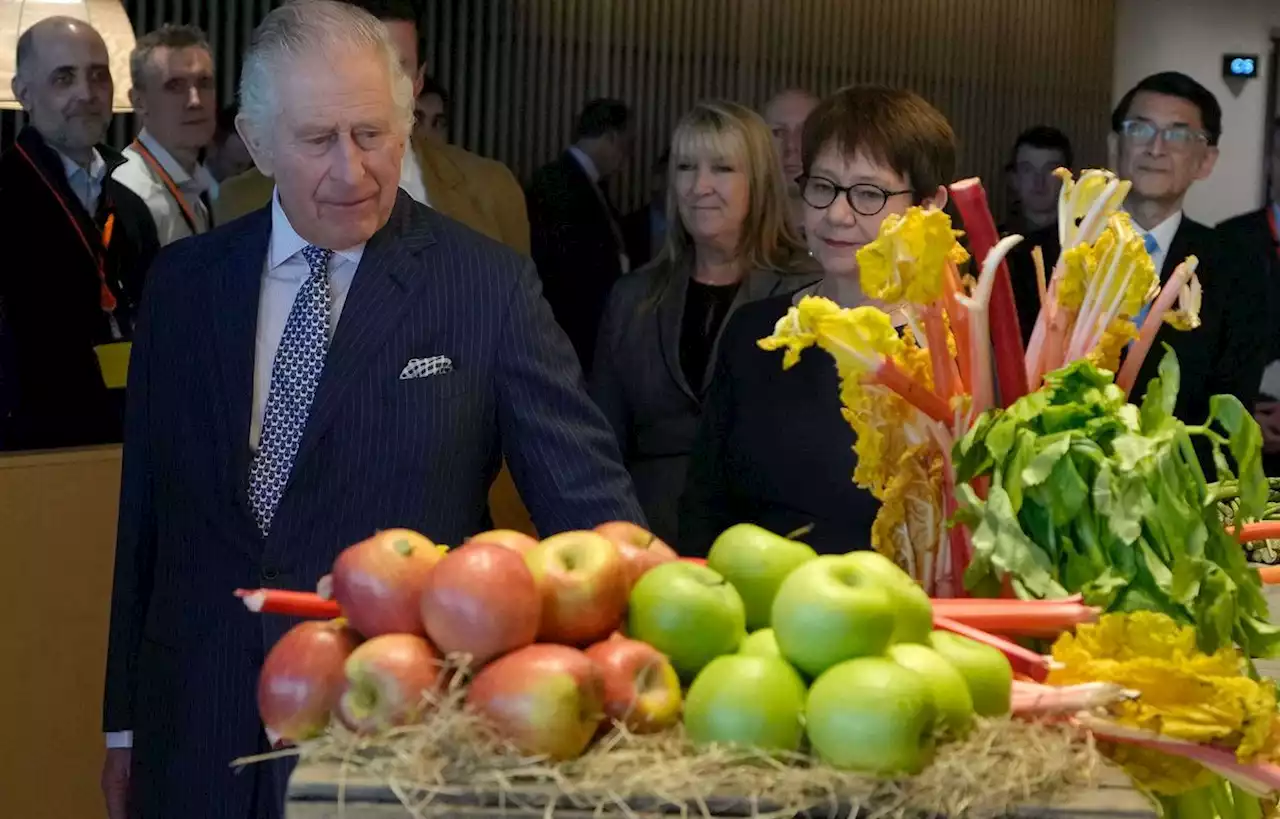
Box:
[0,0,1278,817]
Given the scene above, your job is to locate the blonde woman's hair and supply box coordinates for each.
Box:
[660,100,805,279]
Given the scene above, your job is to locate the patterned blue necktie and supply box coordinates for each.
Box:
[248,245,334,535]
[1132,232,1161,329]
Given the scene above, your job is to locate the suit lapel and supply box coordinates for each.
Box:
[291,194,436,470]
[655,261,697,403]
[212,207,272,531]
[1161,220,1198,283]
[699,271,784,392]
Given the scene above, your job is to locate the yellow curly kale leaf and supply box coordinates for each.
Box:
[855,207,964,305]
[1085,318,1139,373]
[1048,613,1278,769]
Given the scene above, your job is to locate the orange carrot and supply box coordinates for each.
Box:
[235,588,342,618]
[1235,521,1280,544]
[1256,565,1280,585]
[921,304,958,400]
[869,358,953,423]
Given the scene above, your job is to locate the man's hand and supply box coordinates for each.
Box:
[1254,402,1280,455]
[101,748,131,819]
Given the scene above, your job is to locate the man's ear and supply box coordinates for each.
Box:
[1106,132,1120,172]
[1195,145,1220,182]
[412,62,425,100]
[128,85,144,116]
[11,75,27,110]
[235,113,274,178]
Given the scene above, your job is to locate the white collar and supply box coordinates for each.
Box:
[1132,208,1182,253]
[567,145,600,184]
[57,146,106,184]
[137,128,216,195]
[269,189,366,271]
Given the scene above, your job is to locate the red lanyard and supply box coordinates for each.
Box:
[130,138,202,235]
[1268,205,1280,262]
[15,142,118,314]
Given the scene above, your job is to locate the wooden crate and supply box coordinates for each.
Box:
[286,761,1156,818]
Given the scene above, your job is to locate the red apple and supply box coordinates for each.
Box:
[466,529,539,554]
[258,619,360,745]
[331,529,444,638]
[524,531,629,646]
[594,521,678,589]
[682,557,707,566]
[419,542,541,668]
[337,633,442,733]
[584,637,682,733]
[466,644,605,760]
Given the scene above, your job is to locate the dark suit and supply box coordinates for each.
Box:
[527,151,627,370]
[620,205,665,270]
[103,193,644,819]
[678,291,881,556]
[0,126,159,451]
[590,259,814,544]
[1007,216,1269,425]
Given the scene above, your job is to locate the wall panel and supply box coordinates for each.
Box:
[1,0,1115,218]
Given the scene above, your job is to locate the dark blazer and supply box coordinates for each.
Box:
[620,205,664,270]
[1007,216,1269,424]
[678,290,881,556]
[590,258,815,544]
[0,126,160,451]
[103,193,644,819]
[1216,207,1280,380]
[527,151,627,370]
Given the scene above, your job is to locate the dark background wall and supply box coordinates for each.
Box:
[1,0,1116,216]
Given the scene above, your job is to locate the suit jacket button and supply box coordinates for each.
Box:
[261,566,279,582]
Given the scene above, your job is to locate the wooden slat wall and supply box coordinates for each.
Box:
[1,0,1115,217]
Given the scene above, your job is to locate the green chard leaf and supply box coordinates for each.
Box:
[1002,429,1037,514]
[1093,463,1153,546]
[1138,346,1180,434]
[1021,435,1072,487]
[1205,394,1267,522]
[953,411,998,482]
[965,486,1068,599]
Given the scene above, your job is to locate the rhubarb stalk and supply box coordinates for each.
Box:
[1116,258,1198,395]
[949,178,1029,406]
[932,614,1053,681]
[869,358,953,424]
[235,588,342,619]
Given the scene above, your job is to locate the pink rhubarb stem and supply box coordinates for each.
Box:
[933,614,1053,681]
[949,178,1029,406]
[1116,258,1198,395]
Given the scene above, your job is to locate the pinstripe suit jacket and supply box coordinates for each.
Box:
[103,191,643,819]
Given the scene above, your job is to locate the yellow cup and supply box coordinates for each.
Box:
[94,342,133,389]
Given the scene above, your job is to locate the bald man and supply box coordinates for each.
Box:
[0,17,159,452]
[763,88,819,234]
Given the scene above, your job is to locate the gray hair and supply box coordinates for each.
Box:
[130,23,211,90]
[238,0,414,151]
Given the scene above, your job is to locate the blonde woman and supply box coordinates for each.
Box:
[590,100,815,545]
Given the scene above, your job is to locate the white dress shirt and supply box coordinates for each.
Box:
[1133,209,1182,274]
[105,192,364,752]
[57,147,107,215]
[399,144,430,206]
[115,129,216,246]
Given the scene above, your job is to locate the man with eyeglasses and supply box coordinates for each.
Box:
[1109,71,1268,427]
[1010,72,1266,426]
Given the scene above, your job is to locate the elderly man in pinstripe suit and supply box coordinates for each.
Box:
[100,3,643,818]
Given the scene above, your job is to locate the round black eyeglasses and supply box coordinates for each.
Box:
[797,175,913,217]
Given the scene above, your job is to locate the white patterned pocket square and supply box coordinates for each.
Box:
[399,356,453,380]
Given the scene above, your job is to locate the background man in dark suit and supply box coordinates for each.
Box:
[1218,116,1280,469]
[527,98,634,370]
[1007,72,1267,425]
[100,3,642,818]
[0,17,159,452]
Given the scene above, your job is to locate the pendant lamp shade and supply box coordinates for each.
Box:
[0,0,136,111]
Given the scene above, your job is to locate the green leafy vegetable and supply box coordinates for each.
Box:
[952,349,1279,659]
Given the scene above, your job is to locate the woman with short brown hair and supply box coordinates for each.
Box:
[679,85,957,555]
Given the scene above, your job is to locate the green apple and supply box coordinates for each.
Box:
[887,643,974,737]
[706,524,818,630]
[738,628,782,658]
[628,562,745,681]
[806,657,937,774]
[927,630,1013,717]
[770,556,897,677]
[683,654,808,752]
[843,551,933,644]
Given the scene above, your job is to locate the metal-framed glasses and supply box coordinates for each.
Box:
[798,175,913,216]
[1119,119,1210,150]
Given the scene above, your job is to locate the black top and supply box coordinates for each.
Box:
[0,126,160,451]
[679,292,880,555]
[680,280,740,393]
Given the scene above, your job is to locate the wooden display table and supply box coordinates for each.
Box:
[285,761,1156,818]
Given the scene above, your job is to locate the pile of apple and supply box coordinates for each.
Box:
[258,521,683,757]
[258,521,1014,776]
[667,524,1015,775]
